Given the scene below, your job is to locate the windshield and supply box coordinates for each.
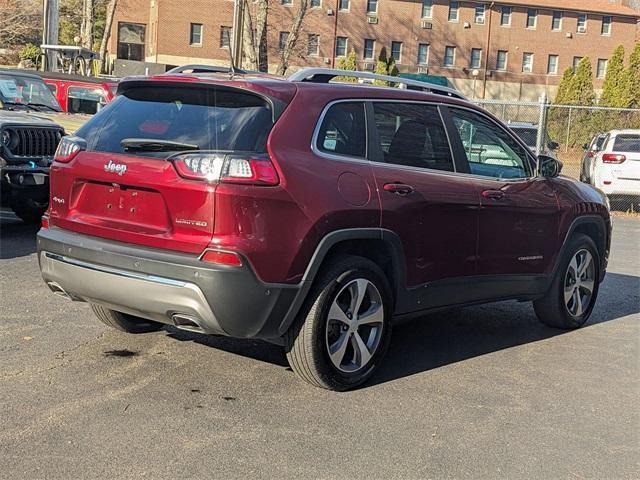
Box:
[76,85,274,156]
[0,74,61,111]
[511,128,537,148]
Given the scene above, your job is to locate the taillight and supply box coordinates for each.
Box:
[41,215,50,229]
[587,151,594,158]
[54,136,85,163]
[602,153,626,164]
[171,153,279,186]
[200,249,243,267]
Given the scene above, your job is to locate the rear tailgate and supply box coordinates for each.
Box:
[48,78,292,254]
[611,134,640,188]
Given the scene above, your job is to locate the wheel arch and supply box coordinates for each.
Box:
[556,215,609,281]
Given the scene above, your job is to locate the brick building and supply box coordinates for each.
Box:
[109,0,640,100]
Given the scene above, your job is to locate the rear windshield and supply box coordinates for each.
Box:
[612,134,640,153]
[76,85,274,155]
[511,128,537,147]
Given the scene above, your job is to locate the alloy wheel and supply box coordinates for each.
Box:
[564,248,595,317]
[325,278,384,373]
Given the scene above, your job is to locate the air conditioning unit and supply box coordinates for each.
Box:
[577,26,586,33]
[367,15,378,24]
[463,21,471,28]
[326,8,334,15]
[421,20,433,29]
[417,65,428,74]
[363,62,375,71]
[476,18,485,25]
[566,32,573,38]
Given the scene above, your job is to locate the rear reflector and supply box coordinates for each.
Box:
[172,153,279,186]
[602,153,626,164]
[200,249,243,267]
[41,215,50,229]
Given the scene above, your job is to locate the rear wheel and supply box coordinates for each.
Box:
[285,255,392,391]
[91,304,164,333]
[12,199,47,224]
[534,233,600,329]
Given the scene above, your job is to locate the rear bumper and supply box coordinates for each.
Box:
[37,227,299,341]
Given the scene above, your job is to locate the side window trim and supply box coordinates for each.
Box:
[443,105,538,181]
[311,100,369,162]
[438,105,471,174]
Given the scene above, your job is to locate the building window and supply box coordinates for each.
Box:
[547,54,558,74]
[339,0,349,11]
[311,0,321,7]
[190,23,203,45]
[391,41,402,63]
[279,31,289,51]
[601,16,612,35]
[597,59,608,78]
[367,0,377,14]
[220,26,231,48]
[500,6,511,26]
[474,4,485,24]
[422,0,433,18]
[470,48,482,68]
[572,56,583,72]
[336,36,347,56]
[444,46,456,66]
[552,11,562,31]
[577,13,587,33]
[364,39,375,60]
[496,50,507,70]
[522,52,534,73]
[281,0,292,5]
[526,9,537,29]
[448,1,459,22]
[307,34,319,56]
[117,22,146,61]
[418,43,429,65]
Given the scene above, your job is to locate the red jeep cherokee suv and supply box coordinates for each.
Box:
[38,69,611,390]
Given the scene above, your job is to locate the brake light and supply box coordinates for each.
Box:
[54,137,84,163]
[587,151,594,158]
[200,249,243,267]
[602,153,626,164]
[172,153,279,186]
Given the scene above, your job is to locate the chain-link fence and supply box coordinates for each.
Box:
[475,98,640,212]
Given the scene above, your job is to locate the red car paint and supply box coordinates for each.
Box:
[41,74,117,114]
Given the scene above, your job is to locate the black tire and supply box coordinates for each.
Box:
[91,304,164,334]
[534,233,600,329]
[285,255,393,391]
[12,199,47,224]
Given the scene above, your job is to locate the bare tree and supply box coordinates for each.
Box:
[98,0,118,72]
[242,0,269,72]
[275,0,308,75]
[80,0,95,49]
[0,0,41,48]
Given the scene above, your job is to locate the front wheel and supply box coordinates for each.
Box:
[285,255,393,391]
[534,233,600,329]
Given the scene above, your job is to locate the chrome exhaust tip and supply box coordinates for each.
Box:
[47,281,72,300]
[172,313,205,333]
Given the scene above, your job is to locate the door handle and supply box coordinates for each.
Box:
[481,189,506,200]
[383,183,415,196]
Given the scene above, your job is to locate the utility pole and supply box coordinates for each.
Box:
[231,0,244,69]
[42,0,59,71]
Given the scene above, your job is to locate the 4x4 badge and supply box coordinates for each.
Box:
[104,160,127,176]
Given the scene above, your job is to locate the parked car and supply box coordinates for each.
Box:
[37,71,118,115]
[580,133,607,184]
[0,71,65,222]
[38,68,611,390]
[508,122,560,159]
[589,129,640,197]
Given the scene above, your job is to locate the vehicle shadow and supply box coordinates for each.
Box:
[163,271,640,388]
[0,212,39,259]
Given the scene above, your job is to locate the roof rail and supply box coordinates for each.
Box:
[288,68,466,100]
[166,64,249,75]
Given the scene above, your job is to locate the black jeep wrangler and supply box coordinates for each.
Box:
[0,70,64,222]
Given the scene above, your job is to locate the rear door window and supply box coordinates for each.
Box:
[612,134,640,152]
[316,102,366,158]
[76,85,274,156]
[371,102,454,172]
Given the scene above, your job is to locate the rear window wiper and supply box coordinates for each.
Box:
[121,138,200,152]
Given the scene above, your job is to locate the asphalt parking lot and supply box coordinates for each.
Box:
[0,211,638,479]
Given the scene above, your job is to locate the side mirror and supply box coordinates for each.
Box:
[582,143,590,150]
[548,141,559,151]
[539,155,563,178]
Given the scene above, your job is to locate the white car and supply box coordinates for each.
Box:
[591,129,640,196]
